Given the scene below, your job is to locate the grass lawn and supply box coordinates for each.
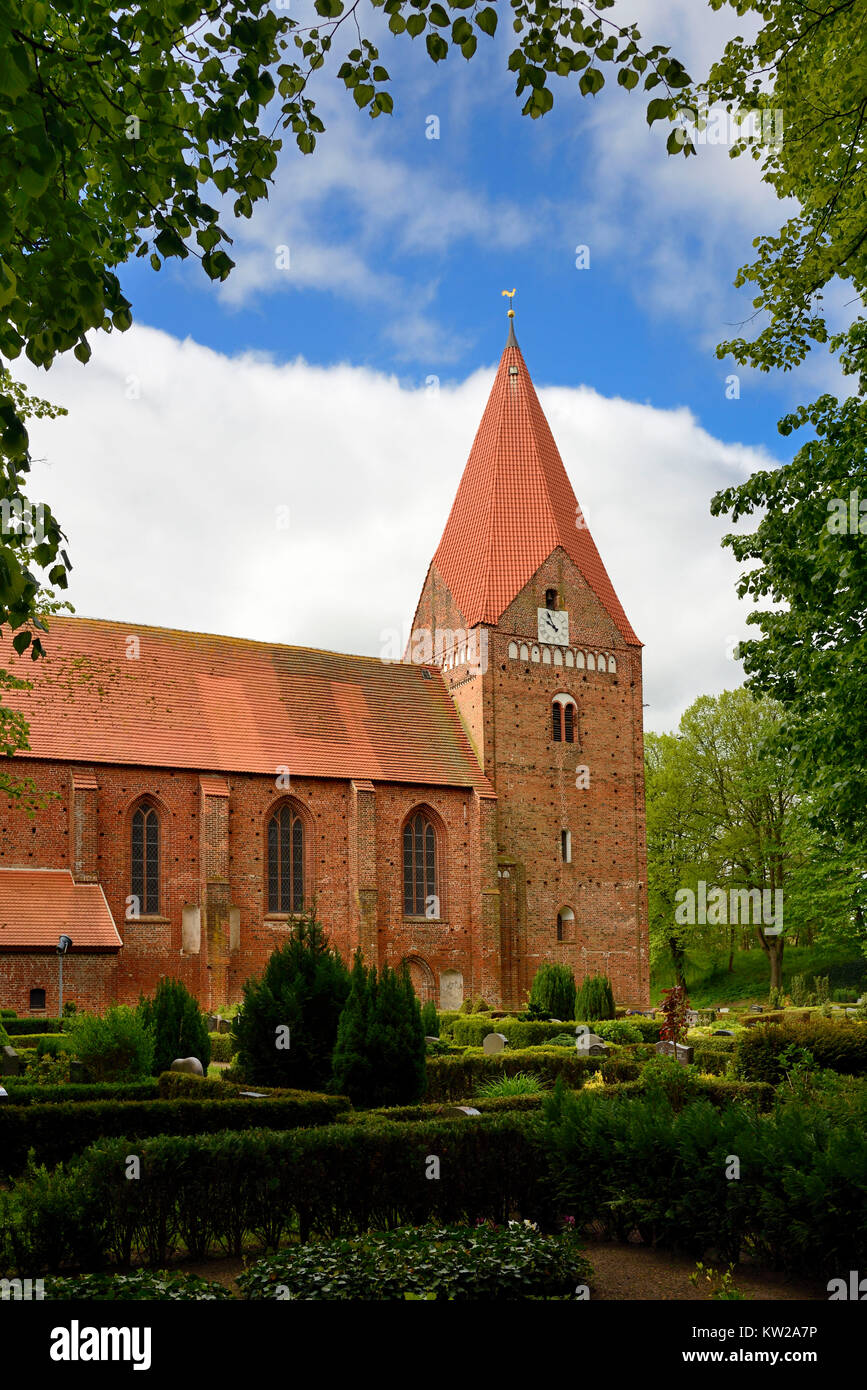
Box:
[651,944,866,1008]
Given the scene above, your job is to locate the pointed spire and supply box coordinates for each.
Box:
[431,332,640,645]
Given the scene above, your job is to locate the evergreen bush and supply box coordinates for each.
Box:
[138,977,211,1075]
[575,973,615,1021]
[420,1000,439,1037]
[331,956,427,1108]
[232,914,350,1089]
[529,963,577,1021]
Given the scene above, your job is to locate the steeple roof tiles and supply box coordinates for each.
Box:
[432,341,640,645]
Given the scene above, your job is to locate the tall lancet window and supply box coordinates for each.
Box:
[131,803,160,915]
[267,804,304,914]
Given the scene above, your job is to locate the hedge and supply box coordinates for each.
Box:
[425,1048,596,1101]
[207,1032,234,1063]
[349,1094,547,1125]
[12,1033,74,1051]
[156,1071,320,1100]
[0,1092,350,1175]
[4,1018,64,1035]
[544,1083,867,1278]
[0,1081,160,1107]
[1,1115,547,1271]
[735,1019,867,1082]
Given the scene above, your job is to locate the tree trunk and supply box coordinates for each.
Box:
[759,931,784,991]
[727,926,735,974]
[668,936,687,990]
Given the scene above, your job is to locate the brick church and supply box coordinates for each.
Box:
[0,319,649,1016]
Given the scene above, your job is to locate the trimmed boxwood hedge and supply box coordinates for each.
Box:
[207,1032,234,1063]
[0,1092,350,1175]
[425,1048,596,1100]
[735,1019,867,1081]
[13,1033,74,1051]
[0,1081,160,1106]
[1,1115,547,1270]
[4,1018,64,1035]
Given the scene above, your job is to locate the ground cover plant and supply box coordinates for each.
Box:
[238,1222,592,1300]
[41,1270,233,1300]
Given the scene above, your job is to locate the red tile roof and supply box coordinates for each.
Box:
[431,339,640,645]
[0,869,122,951]
[3,618,493,793]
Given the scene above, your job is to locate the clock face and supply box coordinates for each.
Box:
[537,607,569,645]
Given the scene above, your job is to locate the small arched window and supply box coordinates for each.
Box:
[29,987,46,1011]
[552,694,577,744]
[267,804,304,914]
[132,803,160,915]
[545,588,557,609]
[403,810,438,916]
[557,908,575,943]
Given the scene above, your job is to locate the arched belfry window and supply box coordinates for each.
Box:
[267,803,304,914]
[552,694,578,744]
[403,810,438,917]
[557,908,575,942]
[131,802,160,915]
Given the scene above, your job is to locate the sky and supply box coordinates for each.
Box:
[14,0,848,734]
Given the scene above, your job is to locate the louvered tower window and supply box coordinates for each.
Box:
[267,805,304,913]
[403,811,437,916]
[131,804,160,914]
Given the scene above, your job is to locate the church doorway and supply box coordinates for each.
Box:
[403,955,436,1004]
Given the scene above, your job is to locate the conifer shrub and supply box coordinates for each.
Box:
[575,974,615,1021]
[420,1000,439,1037]
[138,977,211,1075]
[232,914,350,1089]
[529,963,577,1021]
[331,955,427,1107]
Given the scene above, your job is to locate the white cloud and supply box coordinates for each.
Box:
[18,322,774,735]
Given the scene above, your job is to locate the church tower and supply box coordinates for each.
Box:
[410,314,649,1008]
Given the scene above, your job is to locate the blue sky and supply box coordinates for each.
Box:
[114,0,825,458]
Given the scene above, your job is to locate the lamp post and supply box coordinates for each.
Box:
[56,935,72,1019]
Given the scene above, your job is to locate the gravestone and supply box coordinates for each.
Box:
[749,1005,763,1013]
[216,1017,233,1035]
[206,1014,220,1033]
[238,1091,267,1099]
[575,1030,608,1056]
[68,1060,87,1084]
[482,1032,508,1056]
[713,1029,734,1037]
[655,1040,694,1065]
[170,1056,204,1075]
[424,1035,440,1044]
[719,1007,730,1014]
[445,1105,481,1118]
[0,1045,21,1077]
[0,1086,8,1101]
[685,1010,700,1027]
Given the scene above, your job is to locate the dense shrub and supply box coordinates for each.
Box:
[238,1224,592,1300]
[735,1020,867,1082]
[65,1007,154,1082]
[529,963,577,1021]
[0,1092,348,1175]
[436,1011,462,1038]
[1,1115,548,1271]
[592,1019,643,1045]
[543,1080,867,1276]
[232,914,350,1089]
[476,1071,546,1098]
[452,1017,574,1047]
[138,977,211,1074]
[43,1271,233,1300]
[420,1000,439,1037]
[331,955,427,1107]
[0,1009,17,1019]
[425,1048,594,1101]
[575,974,615,1021]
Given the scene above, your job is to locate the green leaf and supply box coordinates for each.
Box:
[579,69,604,97]
[476,7,497,36]
[646,97,672,126]
[353,84,375,108]
[617,68,639,90]
[406,14,426,37]
[426,33,448,62]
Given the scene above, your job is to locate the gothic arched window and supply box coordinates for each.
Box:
[131,803,160,915]
[403,810,438,917]
[267,804,304,914]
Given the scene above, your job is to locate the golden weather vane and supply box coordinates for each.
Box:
[501,287,516,318]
